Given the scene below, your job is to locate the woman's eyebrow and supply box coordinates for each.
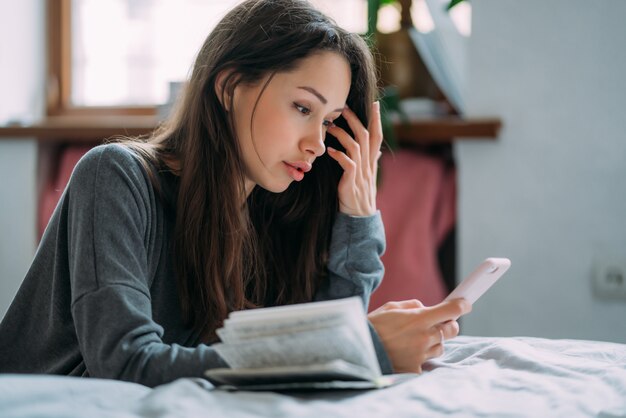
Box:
[298,86,344,112]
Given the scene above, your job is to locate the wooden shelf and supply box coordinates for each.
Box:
[0,115,501,144]
[394,116,501,143]
[0,116,157,142]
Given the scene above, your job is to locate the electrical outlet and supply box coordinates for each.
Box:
[593,256,626,300]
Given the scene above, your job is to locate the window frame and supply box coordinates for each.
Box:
[46,0,156,117]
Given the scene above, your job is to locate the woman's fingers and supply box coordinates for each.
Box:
[439,320,460,340]
[426,339,445,359]
[388,299,425,310]
[428,320,459,344]
[340,103,383,177]
[368,302,465,374]
[327,123,361,171]
[422,319,461,362]
[326,147,356,181]
[421,299,472,327]
[325,102,383,217]
[338,106,368,174]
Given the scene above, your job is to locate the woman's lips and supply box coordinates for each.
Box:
[284,162,305,181]
[287,161,312,172]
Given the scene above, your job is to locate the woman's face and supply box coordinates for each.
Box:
[230,51,351,195]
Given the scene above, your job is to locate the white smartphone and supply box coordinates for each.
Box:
[444,258,511,305]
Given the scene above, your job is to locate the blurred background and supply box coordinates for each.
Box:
[1,0,625,343]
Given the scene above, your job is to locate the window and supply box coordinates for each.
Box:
[47,0,367,114]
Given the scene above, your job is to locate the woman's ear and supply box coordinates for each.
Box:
[215,69,235,111]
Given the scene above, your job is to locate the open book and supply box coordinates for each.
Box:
[204,297,398,390]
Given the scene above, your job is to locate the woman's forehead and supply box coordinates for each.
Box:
[273,52,351,103]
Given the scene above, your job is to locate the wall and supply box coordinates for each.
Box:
[457,0,626,342]
[0,0,44,319]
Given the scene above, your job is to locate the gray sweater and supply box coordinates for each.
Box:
[0,144,391,387]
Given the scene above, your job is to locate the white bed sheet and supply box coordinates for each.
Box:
[1,336,625,417]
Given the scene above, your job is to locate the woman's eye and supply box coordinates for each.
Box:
[294,103,332,128]
[294,103,311,115]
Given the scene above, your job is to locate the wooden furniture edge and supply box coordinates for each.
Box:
[0,116,502,143]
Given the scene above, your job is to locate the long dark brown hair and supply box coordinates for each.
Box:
[121,0,377,342]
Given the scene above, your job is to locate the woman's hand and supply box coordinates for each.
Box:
[368,298,472,373]
[326,101,383,217]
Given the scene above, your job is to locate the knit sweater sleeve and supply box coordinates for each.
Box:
[67,145,227,387]
[313,212,393,374]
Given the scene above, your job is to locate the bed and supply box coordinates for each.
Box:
[1,336,625,417]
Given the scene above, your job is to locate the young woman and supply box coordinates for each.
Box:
[0,0,469,387]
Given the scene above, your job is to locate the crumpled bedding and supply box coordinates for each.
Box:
[1,336,625,417]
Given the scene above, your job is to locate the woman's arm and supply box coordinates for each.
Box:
[67,145,227,387]
[313,102,393,373]
[312,211,392,373]
[315,102,385,307]
[313,212,385,307]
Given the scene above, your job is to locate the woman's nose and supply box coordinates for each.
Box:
[302,128,326,157]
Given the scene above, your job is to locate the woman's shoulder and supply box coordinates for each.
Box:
[71,143,150,191]
[76,143,142,169]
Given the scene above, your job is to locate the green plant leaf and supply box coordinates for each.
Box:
[367,0,380,38]
[446,0,466,11]
[378,86,407,152]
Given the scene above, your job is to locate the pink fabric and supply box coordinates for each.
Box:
[39,146,93,238]
[370,149,456,311]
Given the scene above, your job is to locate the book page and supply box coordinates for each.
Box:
[227,296,363,320]
[214,297,383,379]
[212,324,379,376]
[217,311,350,343]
